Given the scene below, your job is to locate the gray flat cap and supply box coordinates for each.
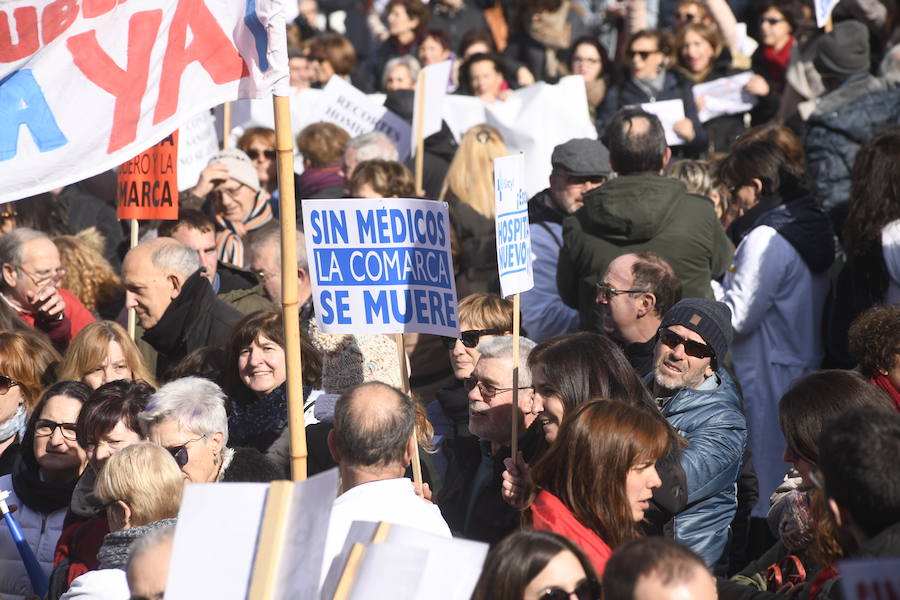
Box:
[551,138,612,178]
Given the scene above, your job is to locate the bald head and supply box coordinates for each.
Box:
[332,382,415,469]
[123,238,201,330]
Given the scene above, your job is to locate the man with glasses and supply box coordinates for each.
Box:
[0,227,94,348]
[648,298,747,568]
[438,336,542,545]
[523,138,611,342]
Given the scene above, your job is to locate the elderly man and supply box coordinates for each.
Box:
[320,382,451,584]
[558,108,732,332]
[523,138,611,342]
[246,222,313,329]
[597,252,682,377]
[648,298,747,567]
[158,210,272,315]
[123,238,242,378]
[0,227,94,348]
[438,336,541,545]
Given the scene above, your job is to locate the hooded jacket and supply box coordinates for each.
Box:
[559,174,733,332]
[721,191,833,518]
[216,262,274,315]
[656,369,747,567]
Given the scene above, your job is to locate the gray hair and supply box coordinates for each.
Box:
[149,240,201,280]
[246,221,308,271]
[347,132,399,163]
[139,377,229,446]
[382,55,421,91]
[477,336,536,386]
[0,227,48,270]
[333,382,415,468]
[126,523,176,571]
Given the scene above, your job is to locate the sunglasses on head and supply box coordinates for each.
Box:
[627,49,658,60]
[539,579,600,600]
[0,375,18,395]
[246,149,276,161]
[166,435,205,468]
[658,328,715,360]
[442,329,504,349]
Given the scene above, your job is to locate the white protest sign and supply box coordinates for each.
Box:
[177,110,220,191]
[815,0,841,27]
[693,72,757,123]
[303,198,459,337]
[0,0,289,203]
[640,99,687,146]
[494,154,533,297]
[413,60,454,147]
[839,558,900,599]
[308,76,412,159]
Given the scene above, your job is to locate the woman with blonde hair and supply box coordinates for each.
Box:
[59,321,156,390]
[59,442,183,600]
[53,232,123,320]
[439,125,508,296]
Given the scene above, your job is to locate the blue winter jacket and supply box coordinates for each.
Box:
[657,369,748,566]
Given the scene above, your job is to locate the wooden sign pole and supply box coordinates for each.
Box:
[331,523,392,600]
[393,334,424,495]
[510,293,521,460]
[126,219,139,341]
[222,102,232,149]
[414,72,426,196]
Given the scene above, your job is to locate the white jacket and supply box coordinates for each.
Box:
[0,473,68,600]
[60,569,129,600]
[720,226,829,518]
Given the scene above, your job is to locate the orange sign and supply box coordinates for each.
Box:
[117,131,179,220]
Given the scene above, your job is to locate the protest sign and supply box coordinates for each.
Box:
[0,0,289,203]
[693,72,757,123]
[302,198,459,337]
[839,558,900,600]
[640,99,687,146]
[177,110,220,191]
[117,132,179,220]
[412,60,453,144]
[815,0,841,27]
[494,154,533,298]
[307,76,411,159]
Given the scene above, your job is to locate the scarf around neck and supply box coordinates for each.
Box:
[97,518,177,570]
[298,164,344,198]
[215,192,273,267]
[11,454,79,515]
[872,373,900,411]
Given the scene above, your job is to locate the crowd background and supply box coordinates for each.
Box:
[0,0,899,598]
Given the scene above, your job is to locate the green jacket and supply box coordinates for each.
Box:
[216,262,275,315]
[558,173,733,331]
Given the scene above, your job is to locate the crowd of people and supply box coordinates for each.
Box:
[0,0,899,597]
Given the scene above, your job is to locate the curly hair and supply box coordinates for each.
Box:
[848,305,900,377]
[54,230,123,313]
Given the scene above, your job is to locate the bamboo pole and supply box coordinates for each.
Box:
[331,523,392,600]
[393,334,424,495]
[510,293,521,459]
[127,219,139,340]
[222,102,232,149]
[247,481,294,599]
[414,72,426,196]
[273,94,307,481]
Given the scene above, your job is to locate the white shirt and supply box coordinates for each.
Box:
[319,478,451,586]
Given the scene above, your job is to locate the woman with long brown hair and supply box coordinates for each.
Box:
[528,400,668,576]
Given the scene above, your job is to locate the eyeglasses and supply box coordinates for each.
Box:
[760,16,785,25]
[34,419,78,441]
[254,269,279,282]
[596,282,648,303]
[572,56,601,65]
[166,435,206,468]
[538,579,600,600]
[627,49,659,60]
[442,329,504,349]
[16,265,66,288]
[246,149,276,161]
[463,376,532,400]
[0,375,18,395]
[658,328,715,360]
[215,184,246,200]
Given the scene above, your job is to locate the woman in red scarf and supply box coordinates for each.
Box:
[527,400,668,576]
[848,305,900,410]
[750,0,797,92]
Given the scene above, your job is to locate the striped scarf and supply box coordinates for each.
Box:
[215,192,273,267]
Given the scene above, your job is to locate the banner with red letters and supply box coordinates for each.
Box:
[0,0,289,203]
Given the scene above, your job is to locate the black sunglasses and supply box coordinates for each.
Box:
[246,149,276,161]
[627,49,658,60]
[0,375,19,394]
[166,435,205,468]
[539,579,600,600]
[442,329,504,349]
[658,328,715,360]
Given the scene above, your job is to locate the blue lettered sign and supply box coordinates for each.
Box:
[302,198,460,336]
[494,154,534,297]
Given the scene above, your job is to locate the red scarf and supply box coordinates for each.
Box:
[530,490,613,576]
[871,373,900,411]
[762,35,794,85]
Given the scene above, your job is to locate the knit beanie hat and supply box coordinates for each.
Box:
[660,298,733,364]
[309,326,403,394]
[207,148,261,192]
[814,20,870,78]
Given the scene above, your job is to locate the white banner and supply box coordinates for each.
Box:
[494,154,533,297]
[177,110,220,191]
[413,60,453,146]
[693,72,757,123]
[307,76,412,160]
[640,99,687,147]
[815,0,841,27]
[303,198,459,337]
[0,0,289,203]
